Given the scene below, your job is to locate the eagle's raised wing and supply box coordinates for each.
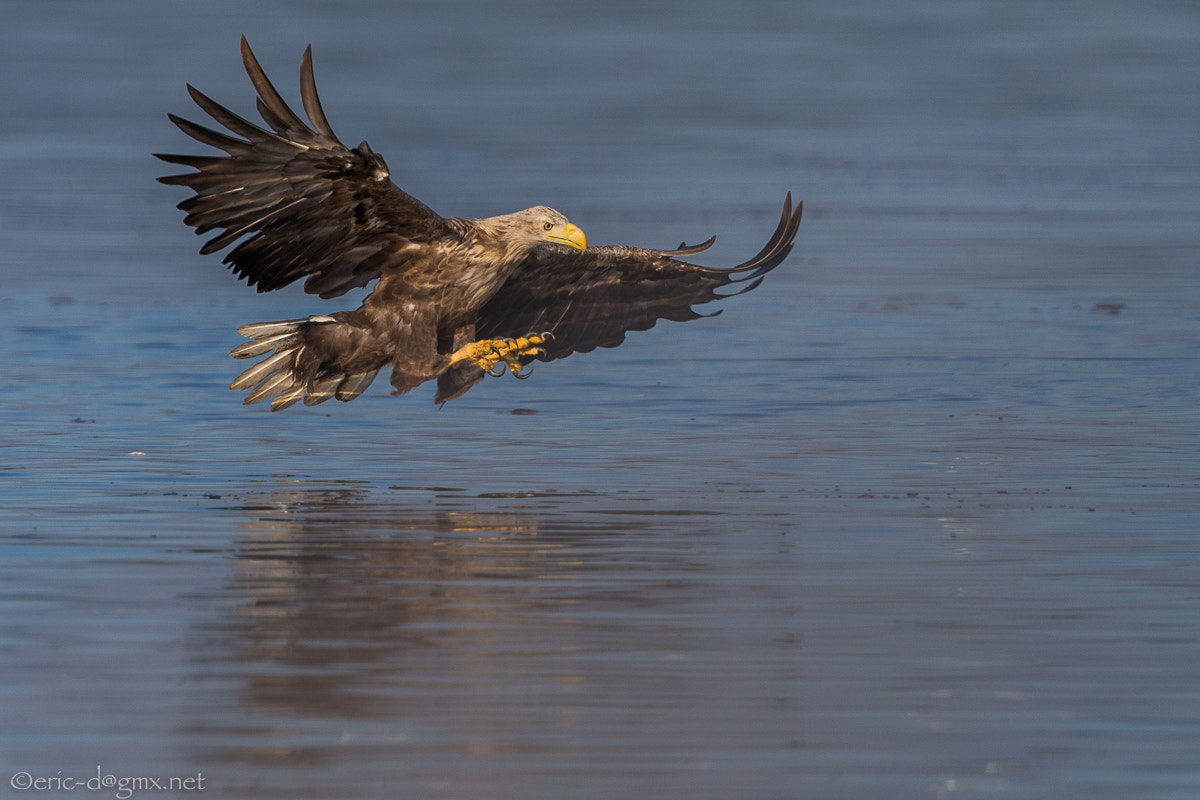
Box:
[476,193,801,361]
[155,37,453,299]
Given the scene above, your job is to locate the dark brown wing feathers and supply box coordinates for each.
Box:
[478,193,801,360]
[298,46,338,140]
[159,39,802,390]
[156,37,449,299]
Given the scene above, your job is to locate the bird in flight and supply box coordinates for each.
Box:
[156,38,802,410]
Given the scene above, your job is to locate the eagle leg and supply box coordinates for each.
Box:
[447,333,551,378]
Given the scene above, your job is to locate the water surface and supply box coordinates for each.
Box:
[2,1,1199,798]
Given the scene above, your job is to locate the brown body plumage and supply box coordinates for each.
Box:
[156,38,802,409]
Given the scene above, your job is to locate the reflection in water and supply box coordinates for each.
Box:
[183,477,810,800]
[187,478,759,781]
[212,481,580,720]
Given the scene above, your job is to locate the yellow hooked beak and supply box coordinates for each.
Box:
[545,222,587,251]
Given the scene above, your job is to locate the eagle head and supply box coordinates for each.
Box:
[512,206,588,253]
[469,206,588,267]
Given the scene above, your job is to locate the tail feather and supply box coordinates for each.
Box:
[269,383,308,412]
[303,374,343,406]
[334,369,380,402]
[230,332,299,359]
[229,316,381,410]
[237,319,311,338]
[230,347,297,391]
[243,371,295,405]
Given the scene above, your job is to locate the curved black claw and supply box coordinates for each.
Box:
[522,331,554,362]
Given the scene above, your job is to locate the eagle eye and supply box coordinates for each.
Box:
[542,221,554,231]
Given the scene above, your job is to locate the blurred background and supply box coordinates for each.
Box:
[1,1,1198,798]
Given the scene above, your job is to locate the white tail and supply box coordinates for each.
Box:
[229,317,379,411]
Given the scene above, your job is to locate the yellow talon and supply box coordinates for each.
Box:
[448,333,550,378]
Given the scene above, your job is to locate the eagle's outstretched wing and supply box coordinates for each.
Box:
[155,36,452,299]
[476,193,802,361]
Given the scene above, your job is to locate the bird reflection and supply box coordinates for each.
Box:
[199,480,594,726]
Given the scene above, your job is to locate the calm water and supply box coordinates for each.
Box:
[2,1,1199,798]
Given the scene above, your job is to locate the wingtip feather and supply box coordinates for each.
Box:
[299,43,338,141]
[725,191,803,276]
[240,36,312,137]
[659,234,717,258]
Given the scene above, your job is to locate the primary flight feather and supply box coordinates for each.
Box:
[156,38,802,409]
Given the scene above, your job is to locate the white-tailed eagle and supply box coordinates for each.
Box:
[156,38,802,409]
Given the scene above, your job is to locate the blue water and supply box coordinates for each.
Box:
[2,1,1199,798]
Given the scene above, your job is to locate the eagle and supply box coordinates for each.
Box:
[156,38,802,410]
